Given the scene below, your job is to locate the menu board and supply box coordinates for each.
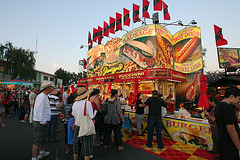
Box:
[217,48,240,68]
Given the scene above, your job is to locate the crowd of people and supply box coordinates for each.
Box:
[1,82,240,160]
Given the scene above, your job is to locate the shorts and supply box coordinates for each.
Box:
[33,121,49,145]
[73,126,93,156]
[25,109,30,114]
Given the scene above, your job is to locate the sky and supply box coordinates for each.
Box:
[0,0,239,75]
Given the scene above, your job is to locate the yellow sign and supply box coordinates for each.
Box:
[156,24,173,45]
[175,58,203,73]
[122,25,156,44]
[102,63,124,75]
[173,27,201,44]
[163,118,213,150]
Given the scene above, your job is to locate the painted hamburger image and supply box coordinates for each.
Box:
[178,127,209,149]
[122,40,155,68]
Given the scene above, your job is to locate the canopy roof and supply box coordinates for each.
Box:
[2,76,33,86]
[208,77,240,87]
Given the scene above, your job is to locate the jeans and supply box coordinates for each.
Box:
[47,115,59,141]
[135,113,144,134]
[210,126,218,153]
[147,115,163,149]
[18,107,25,120]
[103,123,122,147]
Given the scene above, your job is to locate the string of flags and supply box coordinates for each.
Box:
[88,0,171,48]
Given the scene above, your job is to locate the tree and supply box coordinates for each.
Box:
[0,42,36,80]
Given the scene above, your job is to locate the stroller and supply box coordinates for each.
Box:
[121,115,133,138]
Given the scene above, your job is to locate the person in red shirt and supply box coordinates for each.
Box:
[128,92,135,109]
[3,91,12,116]
[0,90,4,105]
[166,95,175,114]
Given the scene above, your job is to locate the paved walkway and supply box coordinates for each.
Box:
[0,113,164,160]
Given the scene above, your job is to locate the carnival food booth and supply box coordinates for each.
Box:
[78,24,213,150]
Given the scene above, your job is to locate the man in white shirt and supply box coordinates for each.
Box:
[31,81,54,160]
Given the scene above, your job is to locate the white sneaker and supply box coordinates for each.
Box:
[37,150,50,159]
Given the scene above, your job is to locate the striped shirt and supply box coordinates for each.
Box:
[17,90,26,108]
[48,94,60,116]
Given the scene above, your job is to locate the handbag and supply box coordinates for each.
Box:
[101,98,108,115]
[78,100,96,137]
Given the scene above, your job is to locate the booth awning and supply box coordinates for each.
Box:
[2,76,34,86]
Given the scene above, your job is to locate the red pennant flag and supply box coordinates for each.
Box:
[109,17,115,34]
[143,0,150,19]
[103,21,109,37]
[214,25,228,46]
[163,1,170,20]
[83,58,87,69]
[98,26,103,42]
[123,8,130,26]
[93,28,98,42]
[116,12,122,31]
[133,3,140,23]
[154,0,162,11]
[88,31,92,49]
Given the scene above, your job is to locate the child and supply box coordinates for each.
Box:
[62,95,75,154]
[0,103,6,127]
[67,116,74,160]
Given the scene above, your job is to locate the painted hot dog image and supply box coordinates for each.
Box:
[157,35,170,63]
[175,37,199,63]
[122,40,154,68]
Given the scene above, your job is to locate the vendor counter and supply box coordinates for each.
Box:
[124,109,213,150]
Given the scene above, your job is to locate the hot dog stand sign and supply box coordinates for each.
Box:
[87,25,203,77]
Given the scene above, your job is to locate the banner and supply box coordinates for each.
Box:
[98,26,103,42]
[142,0,150,19]
[163,117,213,150]
[87,25,203,78]
[116,12,122,31]
[104,21,109,37]
[154,0,162,11]
[123,8,130,26]
[133,3,140,23]
[109,17,115,34]
[88,31,93,48]
[214,25,228,46]
[163,1,170,20]
[93,28,98,42]
[217,48,240,68]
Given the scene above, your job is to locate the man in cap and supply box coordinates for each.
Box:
[144,90,167,150]
[31,81,54,160]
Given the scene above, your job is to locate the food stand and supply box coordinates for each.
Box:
[78,24,208,150]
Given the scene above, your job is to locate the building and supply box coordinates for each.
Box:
[29,70,57,91]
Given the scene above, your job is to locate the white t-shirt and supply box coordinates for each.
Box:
[72,100,96,127]
[33,92,51,124]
